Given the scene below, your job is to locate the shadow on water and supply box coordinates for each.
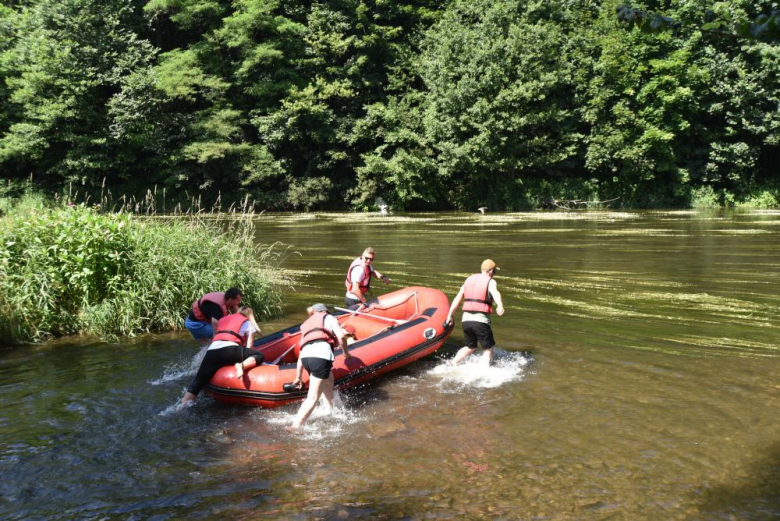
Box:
[697,440,780,519]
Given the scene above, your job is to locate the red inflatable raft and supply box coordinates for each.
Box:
[206,286,454,407]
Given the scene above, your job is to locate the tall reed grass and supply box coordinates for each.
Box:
[0,193,292,344]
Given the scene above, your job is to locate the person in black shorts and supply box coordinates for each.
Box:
[444,259,505,366]
[290,303,351,429]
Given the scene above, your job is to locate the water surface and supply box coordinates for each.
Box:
[1,210,779,519]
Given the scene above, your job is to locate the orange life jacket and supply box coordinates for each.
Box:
[300,311,338,349]
[191,292,228,322]
[212,314,249,345]
[462,273,493,314]
[344,257,373,294]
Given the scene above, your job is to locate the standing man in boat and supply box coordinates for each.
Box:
[344,247,391,308]
[290,303,351,429]
[444,259,505,366]
[184,287,243,340]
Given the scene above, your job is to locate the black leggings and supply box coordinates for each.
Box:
[187,345,265,396]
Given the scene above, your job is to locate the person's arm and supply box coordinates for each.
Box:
[490,280,505,316]
[293,357,304,389]
[373,268,390,284]
[331,320,351,359]
[243,322,260,348]
[444,286,465,326]
[339,335,350,359]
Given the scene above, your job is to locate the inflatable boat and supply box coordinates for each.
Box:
[206,286,454,407]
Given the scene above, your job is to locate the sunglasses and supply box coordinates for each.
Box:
[363,256,374,261]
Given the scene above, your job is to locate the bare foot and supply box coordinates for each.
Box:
[235,363,244,378]
[286,423,302,431]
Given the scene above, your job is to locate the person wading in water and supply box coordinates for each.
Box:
[444,259,505,366]
[290,303,351,428]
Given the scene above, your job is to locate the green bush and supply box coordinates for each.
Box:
[0,197,291,343]
[736,189,779,209]
[690,185,721,208]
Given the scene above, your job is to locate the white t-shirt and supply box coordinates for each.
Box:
[462,278,499,324]
[208,320,258,350]
[300,314,343,361]
[345,264,375,300]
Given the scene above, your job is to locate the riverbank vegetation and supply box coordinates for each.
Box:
[1,1,779,210]
[0,193,291,344]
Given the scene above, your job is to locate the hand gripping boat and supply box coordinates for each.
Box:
[206,286,454,407]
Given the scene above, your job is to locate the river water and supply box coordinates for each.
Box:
[1,210,779,519]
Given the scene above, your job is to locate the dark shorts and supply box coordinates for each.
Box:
[344,297,362,308]
[463,321,495,350]
[302,357,333,379]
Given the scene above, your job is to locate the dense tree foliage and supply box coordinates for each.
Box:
[1,0,778,210]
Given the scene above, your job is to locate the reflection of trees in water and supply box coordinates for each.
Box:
[698,441,780,518]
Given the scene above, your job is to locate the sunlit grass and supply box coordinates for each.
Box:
[624,292,777,314]
[595,228,679,235]
[646,210,703,216]
[744,210,780,216]
[658,335,779,356]
[711,229,773,235]
[0,194,293,344]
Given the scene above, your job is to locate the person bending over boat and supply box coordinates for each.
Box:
[179,306,263,408]
[344,247,391,308]
[290,303,351,428]
[184,287,243,340]
[444,259,505,366]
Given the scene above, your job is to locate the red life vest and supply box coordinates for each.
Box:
[191,292,228,322]
[462,273,494,314]
[212,314,249,345]
[300,311,338,349]
[344,257,373,294]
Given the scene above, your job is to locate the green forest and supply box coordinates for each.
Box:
[1,0,779,211]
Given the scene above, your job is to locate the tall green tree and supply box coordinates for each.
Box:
[601,0,780,204]
[359,0,590,210]
[0,4,19,140]
[253,0,443,209]
[0,0,157,189]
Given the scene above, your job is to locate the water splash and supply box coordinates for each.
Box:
[428,349,530,391]
[148,344,208,386]
[158,400,185,417]
[264,392,366,440]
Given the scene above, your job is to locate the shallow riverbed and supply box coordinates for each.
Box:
[1,210,779,519]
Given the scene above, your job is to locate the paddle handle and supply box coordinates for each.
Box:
[333,306,405,324]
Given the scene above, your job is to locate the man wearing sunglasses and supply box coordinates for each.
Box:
[344,247,391,308]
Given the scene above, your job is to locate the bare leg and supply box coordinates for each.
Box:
[480,348,494,367]
[235,357,258,378]
[451,346,476,366]
[332,389,344,409]
[292,375,327,428]
[320,372,335,415]
[178,392,196,409]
